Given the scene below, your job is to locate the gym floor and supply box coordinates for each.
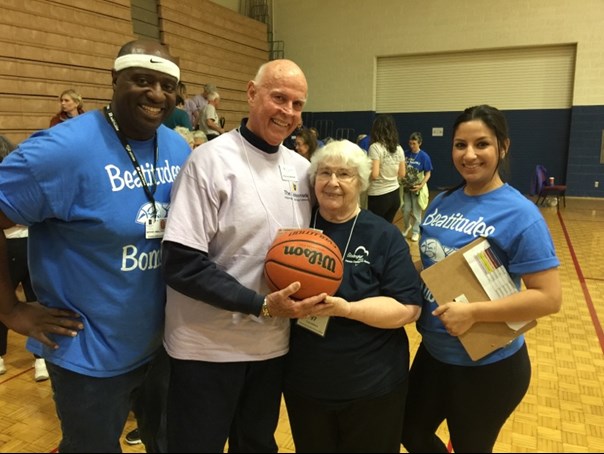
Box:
[0,195,602,453]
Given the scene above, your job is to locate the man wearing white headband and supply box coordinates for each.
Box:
[114,54,180,82]
[0,39,190,452]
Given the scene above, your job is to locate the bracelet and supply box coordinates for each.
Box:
[261,298,272,318]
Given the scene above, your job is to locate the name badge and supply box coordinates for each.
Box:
[146,218,165,239]
[297,315,330,336]
[279,164,298,181]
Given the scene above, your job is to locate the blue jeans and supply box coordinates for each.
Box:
[46,347,169,453]
[402,191,422,235]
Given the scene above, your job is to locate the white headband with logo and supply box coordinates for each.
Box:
[114,54,180,81]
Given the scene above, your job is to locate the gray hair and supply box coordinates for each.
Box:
[309,139,372,192]
[206,91,220,102]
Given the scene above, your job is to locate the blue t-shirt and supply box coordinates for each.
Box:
[358,135,370,152]
[0,110,191,377]
[403,148,433,188]
[416,184,559,366]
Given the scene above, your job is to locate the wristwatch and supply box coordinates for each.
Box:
[261,298,272,318]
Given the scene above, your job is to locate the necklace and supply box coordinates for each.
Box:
[312,209,359,262]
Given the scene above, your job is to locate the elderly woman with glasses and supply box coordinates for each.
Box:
[283,139,423,453]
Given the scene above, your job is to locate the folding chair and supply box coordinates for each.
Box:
[534,165,567,208]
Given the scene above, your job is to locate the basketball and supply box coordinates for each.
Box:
[264,229,344,299]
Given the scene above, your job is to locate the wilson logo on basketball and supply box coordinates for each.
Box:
[264,229,344,299]
[282,246,337,274]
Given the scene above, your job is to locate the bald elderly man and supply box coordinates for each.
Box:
[162,59,326,452]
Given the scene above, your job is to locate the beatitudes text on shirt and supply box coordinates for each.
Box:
[105,160,181,192]
[423,208,496,238]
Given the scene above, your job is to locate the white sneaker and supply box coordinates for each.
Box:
[403,225,412,237]
[34,358,49,382]
[0,357,6,375]
[411,232,420,242]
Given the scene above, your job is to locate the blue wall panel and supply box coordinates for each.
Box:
[567,106,604,198]
[303,107,604,197]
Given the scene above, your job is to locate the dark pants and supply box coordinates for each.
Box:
[401,343,531,453]
[167,356,284,453]
[284,379,408,453]
[367,187,401,223]
[0,237,37,356]
[46,346,169,453]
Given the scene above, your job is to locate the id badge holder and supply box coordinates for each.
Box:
[146,218,165,239]
[297,315,330,336]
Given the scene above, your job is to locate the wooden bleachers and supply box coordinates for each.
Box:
[0,0,269,144]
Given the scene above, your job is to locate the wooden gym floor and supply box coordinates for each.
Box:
[0,196,602,453]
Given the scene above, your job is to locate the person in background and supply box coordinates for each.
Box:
[0,135,49,382]
[196,91,224,140]
[162,59,325,453]
[283,139,423,453]
[283,124,302,150]
[401,104,561,453]
[192,130,208,148]
[356,133,370,209]
[0,39,190,452]
[294,127,318,160]
[356,133,370,153]
[366,114,406,223]
[401,131,432,242]
[49,89,84,127]
[309,127,325,148]
[176,81,187,108]
[163,94,193,130]
[185,83,216,127]
[174,126,194,149]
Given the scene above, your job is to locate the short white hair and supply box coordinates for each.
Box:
[309,139,372,192]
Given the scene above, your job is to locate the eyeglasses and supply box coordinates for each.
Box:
[316,168,357,182]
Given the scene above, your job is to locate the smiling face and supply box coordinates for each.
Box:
[314,158,361,220]
[246,60,307,146]
[452,119,508,195]
[111,68,177,140]
[110,40,178,141]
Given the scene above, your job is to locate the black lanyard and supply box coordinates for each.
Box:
[103,106,159,219]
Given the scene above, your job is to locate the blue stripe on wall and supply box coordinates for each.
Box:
[303,107,603,198]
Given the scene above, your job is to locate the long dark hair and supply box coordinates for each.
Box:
[446,105,510,195]
[370,114,399,154]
